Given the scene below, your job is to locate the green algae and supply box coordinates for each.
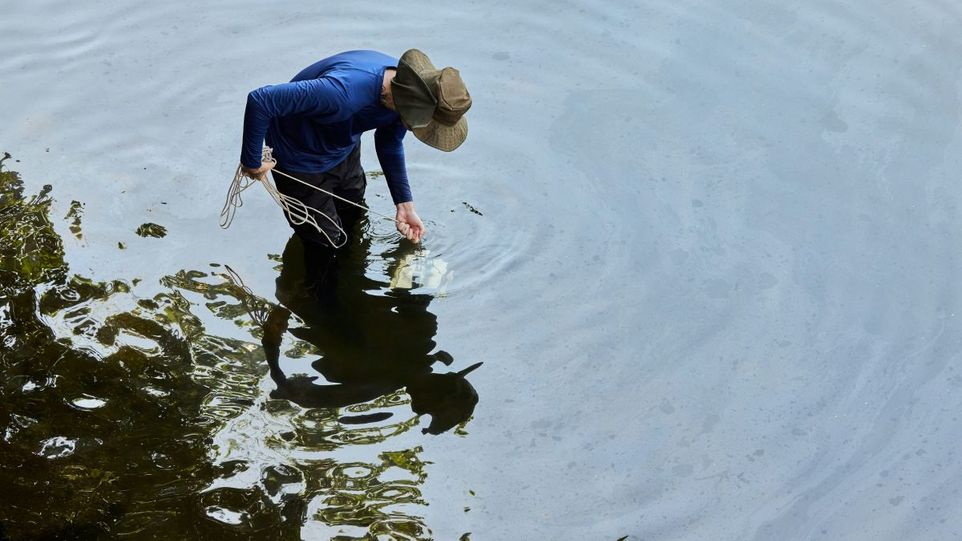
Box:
[461,201,483,216]
[135,222,167,238]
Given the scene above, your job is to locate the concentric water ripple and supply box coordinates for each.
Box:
[4,0,962,539]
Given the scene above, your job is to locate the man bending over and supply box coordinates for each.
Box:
[239,49,471,282]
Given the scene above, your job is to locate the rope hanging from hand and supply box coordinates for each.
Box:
[220,146,400,248]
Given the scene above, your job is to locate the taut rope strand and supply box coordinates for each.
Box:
[220,147,400,248]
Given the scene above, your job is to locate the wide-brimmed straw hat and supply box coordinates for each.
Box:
[391,49,471,152]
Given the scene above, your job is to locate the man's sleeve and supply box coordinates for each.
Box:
[240,77,350,169]
[374,120,412,204]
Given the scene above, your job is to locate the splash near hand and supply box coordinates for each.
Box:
[395,201,426,243]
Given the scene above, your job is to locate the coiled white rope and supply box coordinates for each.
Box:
[220,146,399,248]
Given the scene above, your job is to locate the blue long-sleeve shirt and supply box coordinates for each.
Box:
[241,50,412,204]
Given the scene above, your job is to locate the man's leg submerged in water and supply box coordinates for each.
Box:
[272,144,367,301]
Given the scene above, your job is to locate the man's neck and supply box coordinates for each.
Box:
[381,69,397,110]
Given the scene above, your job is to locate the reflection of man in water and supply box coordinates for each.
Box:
[237,49,471,278]
[260,232,481,435]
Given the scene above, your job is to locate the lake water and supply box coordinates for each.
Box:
[3,0,962,539]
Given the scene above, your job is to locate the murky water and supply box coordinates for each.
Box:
[3,0,962,539]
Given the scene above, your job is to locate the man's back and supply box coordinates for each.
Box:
[251,50,404,175]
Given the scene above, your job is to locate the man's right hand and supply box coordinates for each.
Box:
[241,160,275,181]
[395,201,425,243]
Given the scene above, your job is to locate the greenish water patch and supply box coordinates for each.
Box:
[0,155,477,540]
[64,200,84,240]
[135,222,167,238]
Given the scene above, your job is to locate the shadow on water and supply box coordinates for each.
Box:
[0,153,481,540]
[259,234,481,436]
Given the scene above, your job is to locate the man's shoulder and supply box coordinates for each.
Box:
[328,50,398,67]
[293,50,397,86]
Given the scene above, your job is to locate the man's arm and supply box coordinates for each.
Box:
[375,121,425,242]
[240,77,351,170]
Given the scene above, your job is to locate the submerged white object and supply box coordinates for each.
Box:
[390,250,452,291]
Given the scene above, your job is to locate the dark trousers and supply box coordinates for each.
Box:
[272,145,367,296]
[272,144,367,249]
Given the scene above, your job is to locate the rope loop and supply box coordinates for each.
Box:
[220,147,399,249]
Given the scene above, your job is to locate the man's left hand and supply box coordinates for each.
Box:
[395,201,425,243]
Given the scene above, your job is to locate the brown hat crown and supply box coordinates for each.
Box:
[432,68,471,126]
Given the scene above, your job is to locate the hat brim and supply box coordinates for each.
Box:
[413,116,468,152]
[399,49,437,76]
[393,49,439,129]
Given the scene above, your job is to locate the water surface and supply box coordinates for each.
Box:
[3,0,962,539]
